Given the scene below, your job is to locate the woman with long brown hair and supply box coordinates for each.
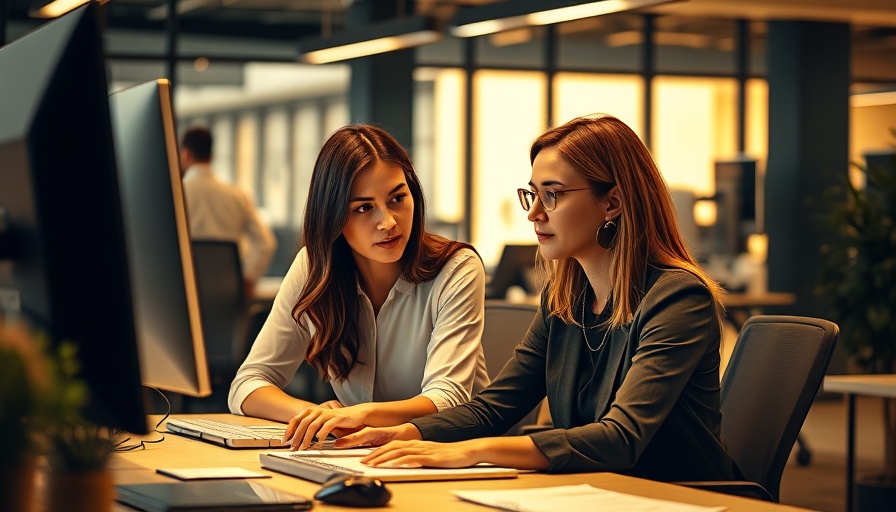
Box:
[338,115,740,482]
[229,125,489,448]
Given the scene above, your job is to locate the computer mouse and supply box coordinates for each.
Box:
[313,474,392,507]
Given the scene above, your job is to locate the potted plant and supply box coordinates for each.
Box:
[0,320,118,512]
[0,321,54,512]
[816,141,896,511]
[42,342,118,512]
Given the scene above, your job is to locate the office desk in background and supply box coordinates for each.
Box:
[721,291,796,329]
[107,414,815,511]
[823,374,896,512]
[253,276,283,303]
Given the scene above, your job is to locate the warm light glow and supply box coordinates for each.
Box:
[693,200,717,227]
[747,233,768,264]
[193,57,210,73]
[473,70,546,266]
[851,91,896,108]
[606,30,713,48]
[654,76,737,198]
[301,31,440,64]
[452,19,516,38]
[433,69,465,223]
[452,0,675,38]
[553,73,643,136]
[489,28,534,47]
[528,0,663,26]
[32,0,104,18]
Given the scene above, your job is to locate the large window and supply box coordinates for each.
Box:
[652,76,738,197]
[472,70,546,268]
[553,73,643,135]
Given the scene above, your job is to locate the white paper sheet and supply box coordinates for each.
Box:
[453,484,727,512]
[156,467,271,480]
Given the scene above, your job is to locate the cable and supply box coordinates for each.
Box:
[113,387,171,452]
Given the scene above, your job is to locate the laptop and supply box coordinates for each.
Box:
[260,450,519,483]
[115,480,312,511]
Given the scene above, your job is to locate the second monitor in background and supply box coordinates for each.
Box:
[109,79,211,400]
[486,244,539,300]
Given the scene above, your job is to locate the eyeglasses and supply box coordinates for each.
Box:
[517,187,590,212]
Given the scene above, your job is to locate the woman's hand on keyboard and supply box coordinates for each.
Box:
[333,423,421,449]
[283,403,371,451]
[319,399,343,409]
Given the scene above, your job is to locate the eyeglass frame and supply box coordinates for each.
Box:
[517,187,591,212]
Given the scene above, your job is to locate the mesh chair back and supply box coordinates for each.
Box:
[482,300,542,435]
[191,240,246,381]
[720,315,838,501]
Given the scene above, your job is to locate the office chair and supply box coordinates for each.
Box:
[678,315,839,501]
[482,300,544,435]
[188,240,250,411]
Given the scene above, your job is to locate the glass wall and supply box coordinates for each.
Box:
[553,73,643,135]
[652,76,738,197]
[155,13,782,274]
[471,70,546,267]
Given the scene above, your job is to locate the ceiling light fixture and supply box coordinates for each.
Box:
[450,0,681,38]
[298,16,440,65]
[30,0,108,18]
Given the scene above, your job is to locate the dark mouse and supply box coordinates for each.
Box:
[314,474,392,507]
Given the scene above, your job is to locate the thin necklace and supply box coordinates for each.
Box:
[579,285,611,352]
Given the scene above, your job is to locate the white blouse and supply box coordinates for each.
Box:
[228,246,490,414]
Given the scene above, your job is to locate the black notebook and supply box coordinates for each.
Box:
[115,481,313,512]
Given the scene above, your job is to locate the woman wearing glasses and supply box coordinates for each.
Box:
[337,115,740,482]
[229,124,489,448]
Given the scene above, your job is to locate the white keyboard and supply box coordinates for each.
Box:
[166,418,289,449]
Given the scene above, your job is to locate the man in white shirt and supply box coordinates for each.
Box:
[180,126,277,297]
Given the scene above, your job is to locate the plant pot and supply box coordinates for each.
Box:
[44,468,115,512]
[856,473,896,512]
[0,457,38,512]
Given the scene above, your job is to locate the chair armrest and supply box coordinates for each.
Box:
[675,481,774,502]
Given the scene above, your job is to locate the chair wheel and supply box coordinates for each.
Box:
[797,448,812,466]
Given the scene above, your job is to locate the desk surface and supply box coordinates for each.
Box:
[823,374,896,397]
[109,414,813,511]
[721,292,795,309]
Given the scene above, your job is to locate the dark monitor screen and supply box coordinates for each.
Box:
[486,244,539,299]
[864,150,896,186]
[714,159,757,255]
[109,79,211,398]
[0,4,147,433]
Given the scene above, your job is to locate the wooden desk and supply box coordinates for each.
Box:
[109,414,813,511]
[823,374,896,512]
[721,292,796,330]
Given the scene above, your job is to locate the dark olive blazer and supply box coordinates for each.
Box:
[411,266,740,482]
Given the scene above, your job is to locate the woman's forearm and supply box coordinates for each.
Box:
[359,396,438,427]
[467,436,551,470]
[240,386,318,423]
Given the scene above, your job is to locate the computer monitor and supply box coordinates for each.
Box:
[0,4,147,433]
[713,158,757,256]
[863,150,896,189]
[485,244,539,299]
[109,79,212,398]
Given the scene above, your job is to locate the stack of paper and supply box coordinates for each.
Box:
[453,484,727,512]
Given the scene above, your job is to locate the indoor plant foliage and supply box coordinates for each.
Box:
[0,321,54,512]
[0,320,118,511]
[0,321,54,469]
[817,143,896,488]
[44,341,116,472]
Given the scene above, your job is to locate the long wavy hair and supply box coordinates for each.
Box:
[530,115,724,330]
[293,124,474,381]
